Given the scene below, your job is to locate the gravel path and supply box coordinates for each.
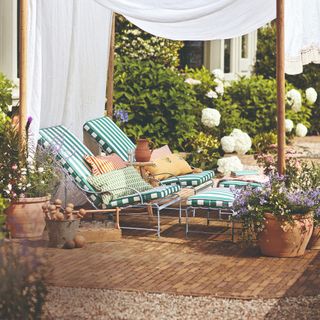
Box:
[43,287,320,320]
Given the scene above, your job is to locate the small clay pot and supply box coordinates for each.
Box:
[135,138,151,162]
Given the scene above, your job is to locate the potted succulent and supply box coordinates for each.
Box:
[0,112,58,238]
[234,152,320,257]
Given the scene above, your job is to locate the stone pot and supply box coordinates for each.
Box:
[258,212,314,257]
[307,225,320,250]
[5,196,50,238]
[135,138,151,162]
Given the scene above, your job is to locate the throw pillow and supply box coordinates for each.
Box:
[84,153,126,175]
[150,145,172,161]
[87,166,152,205]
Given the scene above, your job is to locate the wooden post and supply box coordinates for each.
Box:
[276,0,285,175]
[106,13,115,119]
[19,0,28,152]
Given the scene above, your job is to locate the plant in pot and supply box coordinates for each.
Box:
[234,152,320,257]
[0,113,58,238]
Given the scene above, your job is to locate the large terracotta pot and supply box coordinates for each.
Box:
[308,225,320,250]
[258,212,313,257]
[135,138,151,162]
[5,196,50,238]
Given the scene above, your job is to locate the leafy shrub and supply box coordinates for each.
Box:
[115,15,183,68]
[114,57,201,150]
[0,244,48,319]
[0,73,13,114]
[252,132,277,154]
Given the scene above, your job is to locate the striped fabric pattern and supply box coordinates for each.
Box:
[218,180,262,189]
[108,185,180,208]
[84,154,126,175]
[187,188,234,208]
[83,117,135,161]
[39,125,104,208]
[162,170,214,187]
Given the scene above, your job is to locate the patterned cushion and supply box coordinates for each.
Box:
[162,170,214,187]
[38,125,104,208]
[83,117,135,161]
[150,145,172,161]
[187,188,234,208]
[218,180,262,189]
[108,185,180,208]
[84,154,126,175]
[87,166,152,205]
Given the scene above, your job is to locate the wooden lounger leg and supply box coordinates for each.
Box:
[115,207,120,229]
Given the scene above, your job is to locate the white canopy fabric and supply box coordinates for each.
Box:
[27,0,320,141]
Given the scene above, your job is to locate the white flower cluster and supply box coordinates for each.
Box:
[295,123,308,137]
[212,69,224,81]
[217,156,244,175]
[201,108,221,127]
[214,79,224,95]
[306,87,317,104]
[286,89,302,112]
[185,78,201,85]
[221,129,252,155]
[205,90,218,99]
[285,119,294,133]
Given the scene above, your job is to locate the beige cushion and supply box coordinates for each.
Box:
[150,145,172,161]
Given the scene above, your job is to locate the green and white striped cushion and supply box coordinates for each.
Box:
[108,185,180,208]
[38,125,103,208]
[186,188,234,208]
[162,170,214,187]
[218,180,262,189]
[83,117,135,161]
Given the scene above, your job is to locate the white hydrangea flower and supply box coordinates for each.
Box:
[201,108,221,128]
[212,69,224,81]
[38,167,44,173]
[221,136,235,153]
[230,129,252,155]
[306,87,317,104]
[285,119,294,133]
[296,123,308,137]
[286,89,302,112]
[185,78,201,85]
[205,90,218,99]
[215,79,224,95]
[217,156,244,175]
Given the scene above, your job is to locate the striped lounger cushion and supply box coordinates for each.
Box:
[162,170,214,187]
[38,125,104,208]
[108,185,180,208]
[218,180,262,189]
[187,188,235,208]
[84,116,135,161]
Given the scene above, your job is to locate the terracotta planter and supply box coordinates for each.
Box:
[258,212,313,257]
[308,225,320,250]
[135,138,151,162]
[5,196,50,239]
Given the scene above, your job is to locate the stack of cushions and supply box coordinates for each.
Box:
[145,154,193,180]
[87,166,152,205]
[84,154,126,175]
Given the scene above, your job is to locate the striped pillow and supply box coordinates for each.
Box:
[84,154,126,176]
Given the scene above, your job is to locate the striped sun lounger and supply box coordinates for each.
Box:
[83,116,214,192]
[39,125,181,236]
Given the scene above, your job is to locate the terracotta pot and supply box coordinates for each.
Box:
[5,196,50,238]
[258,212,313,257]
[135,138,151,162]
[307,225,320,250]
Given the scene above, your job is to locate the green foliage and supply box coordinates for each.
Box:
[114,57,200,150]
[0,244,48,319]
[0,73,13,114]
[187,132,220,169]
[252,132,278,154]
[115,15,183,68]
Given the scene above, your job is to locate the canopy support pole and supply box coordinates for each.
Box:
[276,0,285,175]
[106,13,115,119]
[19,0,28,152]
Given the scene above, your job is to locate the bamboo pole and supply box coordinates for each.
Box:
[276,0,285,175]
[106,13,115,118]
[19,0,28,151]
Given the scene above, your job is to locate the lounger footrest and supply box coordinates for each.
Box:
[162,170,214,187]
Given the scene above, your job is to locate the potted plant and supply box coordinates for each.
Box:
[234,152,320,257]
[0,112,58,238]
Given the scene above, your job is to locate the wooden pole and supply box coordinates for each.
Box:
[106,13,115,119]
[276,0,285,175]
[19,0,28,151]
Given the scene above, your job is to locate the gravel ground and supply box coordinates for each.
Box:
[43,287,320,320]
